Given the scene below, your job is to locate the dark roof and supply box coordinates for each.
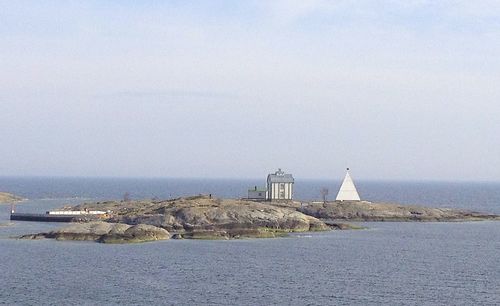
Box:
[248,188,267,192]
[267,169,294,183]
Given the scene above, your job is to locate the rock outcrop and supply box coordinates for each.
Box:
[299,201,500,221]
[71,196,330,239]
[20,221,170,243]
[30,195,497,242]
[0,192,24,203]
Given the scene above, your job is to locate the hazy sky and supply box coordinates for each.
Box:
[1,1,500,181]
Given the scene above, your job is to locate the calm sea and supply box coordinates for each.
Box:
[0,177,499,305]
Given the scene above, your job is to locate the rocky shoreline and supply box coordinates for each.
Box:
[17,195,499,243]
[299,200,500,222]
[0,192,24,204]
[20,222,170,243]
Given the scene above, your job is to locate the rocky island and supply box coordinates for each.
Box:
[18,169,499,243]
[18,195,499,243]
[300,200,500,222]
[70,195,331,240]
[20,222,169,243]
[0,192,24,204]
[20,195,340,243]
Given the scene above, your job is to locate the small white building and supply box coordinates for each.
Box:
[267,169,294,201]
[248,186,267,200]
[336,168,361,201]
[47,210,108,215]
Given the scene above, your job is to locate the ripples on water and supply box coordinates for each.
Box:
[1,177,499,305]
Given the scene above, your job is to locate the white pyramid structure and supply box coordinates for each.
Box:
[336,168,361,201]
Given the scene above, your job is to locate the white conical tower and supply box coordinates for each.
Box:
[336,168,361,201]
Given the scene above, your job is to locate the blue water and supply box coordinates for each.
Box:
[1,177,499,305]
[2,177,500,213]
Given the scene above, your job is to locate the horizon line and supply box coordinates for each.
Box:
[0,175,499,184]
